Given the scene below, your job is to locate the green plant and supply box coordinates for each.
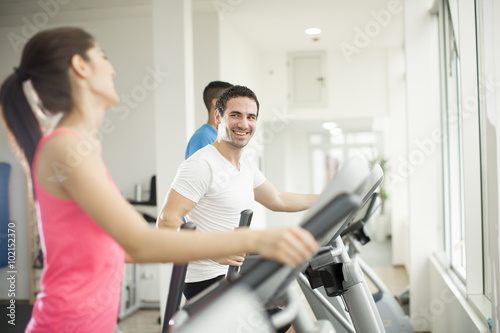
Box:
[369,156,389,215]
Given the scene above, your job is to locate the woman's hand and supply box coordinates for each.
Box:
[252,226,319,267]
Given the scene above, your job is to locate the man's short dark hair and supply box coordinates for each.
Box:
[215,85,260,117]
[203,81,233,113]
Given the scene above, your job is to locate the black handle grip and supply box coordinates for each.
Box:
[227,210,253,276]
[182,195,360,318]
[162,222,196,333]
[237,209,253,228]
[239,194,359,290]
[180,221,196,231]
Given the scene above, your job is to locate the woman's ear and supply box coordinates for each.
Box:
[70,54,89,78]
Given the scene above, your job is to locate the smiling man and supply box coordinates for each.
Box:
[157,85,317,300]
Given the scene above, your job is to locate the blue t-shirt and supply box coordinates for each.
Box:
[185,124,218,159]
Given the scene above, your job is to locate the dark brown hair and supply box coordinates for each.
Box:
[215,85,260,117]
[0,27,95,168]
[203,81,233,113]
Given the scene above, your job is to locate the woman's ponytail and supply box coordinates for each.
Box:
[0,27,95,170]
[0,71,42,169]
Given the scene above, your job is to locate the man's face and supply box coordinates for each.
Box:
[216,96,258,149]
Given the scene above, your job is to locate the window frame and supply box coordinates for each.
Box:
[437,0,493,322]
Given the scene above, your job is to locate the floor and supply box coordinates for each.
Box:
[117,237,409,333]
[361,237,410,297]
[117,309,161,333]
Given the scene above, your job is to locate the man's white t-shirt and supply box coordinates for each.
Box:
[171,144,266,282]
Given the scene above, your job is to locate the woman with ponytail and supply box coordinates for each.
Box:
[0,27,318,332]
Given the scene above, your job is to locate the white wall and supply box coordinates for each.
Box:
[259,46,401,236]
[263,128,310,229]
[0,5,156,300]
[385,47,409,267]
[0,6,157,197]
[428,256,490,333]
[258,47,390,122]
[403,0,442,331]
[326,47,389,119]
[219,19,260,92]
[95,13,156,201]
[257,52,288,119]
[193,11,220,129]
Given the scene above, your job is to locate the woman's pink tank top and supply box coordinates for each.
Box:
[26,129,125,333]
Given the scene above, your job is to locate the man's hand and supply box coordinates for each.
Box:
[212,253,246,266]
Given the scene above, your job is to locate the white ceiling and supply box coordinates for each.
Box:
[0,0,402,133]
[0,0,149,14]
[194,0,404,52]
[0,0,404,52]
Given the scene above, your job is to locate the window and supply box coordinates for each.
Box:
[310,132,380,193]
[438,0,494,320]
[475,0,497,303]
[440,0,466,281]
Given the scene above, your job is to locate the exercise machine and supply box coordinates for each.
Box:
[227,209,253,277]
[162,222,197,332]
[164,157,387,332]
[299,165,413,333]
[162,209,255,332]
[343,195,413,333]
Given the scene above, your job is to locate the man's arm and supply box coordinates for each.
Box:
[254,180,318,212]
[157,188,197,229]
[157,188,245,267]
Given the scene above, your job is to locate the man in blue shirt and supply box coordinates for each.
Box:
[185,81,233,159]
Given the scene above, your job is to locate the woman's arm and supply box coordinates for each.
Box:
[157,189,245,266]
[39,134,318,265]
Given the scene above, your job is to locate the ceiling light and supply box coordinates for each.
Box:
[322,122,337,130]
[305,28,321,35]
[329,128,343,136]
